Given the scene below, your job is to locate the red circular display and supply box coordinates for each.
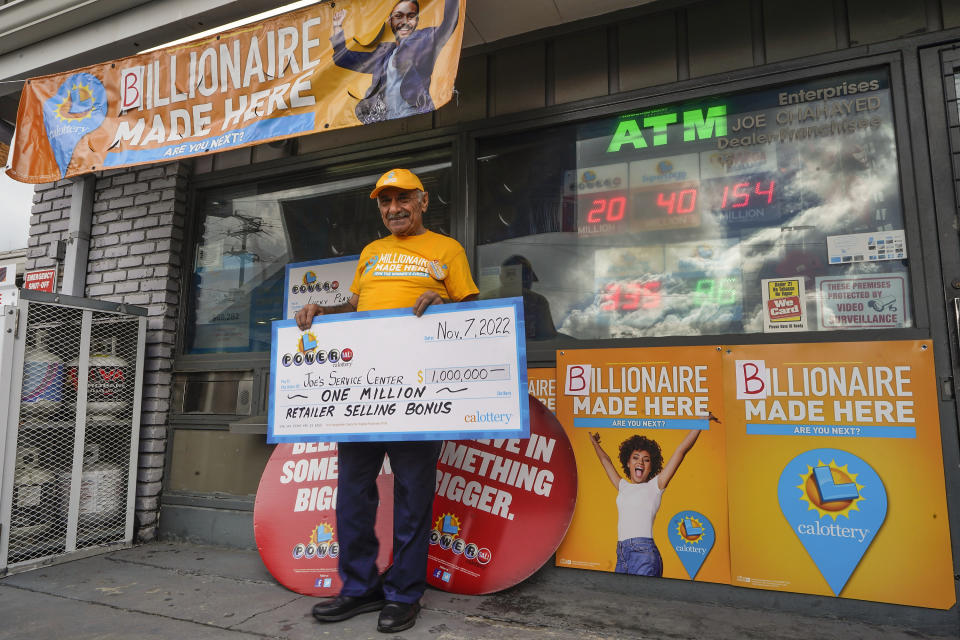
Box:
[253,442,394,596]
[427,395,578,594]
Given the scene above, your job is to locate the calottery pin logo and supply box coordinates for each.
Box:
[431,512,461,549]
[778,448,887,595]
[428,260,448,281]
[42,72,108,178]
[667,510,715,580]
[299,332,318,354]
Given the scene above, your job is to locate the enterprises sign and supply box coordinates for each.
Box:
[7,0,465,183]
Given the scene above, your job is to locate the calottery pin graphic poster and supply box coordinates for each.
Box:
[555,347,730,585]
[724,341,955,608]
[9,0,465,183]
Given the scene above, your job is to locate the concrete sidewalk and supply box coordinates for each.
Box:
[0,542,955,640]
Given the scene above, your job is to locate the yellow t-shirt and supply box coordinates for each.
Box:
[350,230,479,312]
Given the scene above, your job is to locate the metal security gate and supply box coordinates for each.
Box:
[0,291,146,574]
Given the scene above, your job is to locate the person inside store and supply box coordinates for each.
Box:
[330,0,459,124]
[494,254,558,340]
[588,429,702,576]
[295,168,479,633]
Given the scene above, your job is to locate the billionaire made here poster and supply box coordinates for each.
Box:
[724,341,954,608]
[555,346,730,584]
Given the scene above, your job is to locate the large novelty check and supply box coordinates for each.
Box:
[268,298,529,443]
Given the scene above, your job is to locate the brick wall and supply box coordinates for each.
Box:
[26,161,189,542]
[26,179,72,270]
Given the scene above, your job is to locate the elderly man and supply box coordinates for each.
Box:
[296,168,478,633]
[330,0,459,123]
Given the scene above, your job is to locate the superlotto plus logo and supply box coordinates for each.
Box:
[281,332,354,367]
[777,448,887,595]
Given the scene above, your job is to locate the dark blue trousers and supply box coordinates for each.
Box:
[336,440,442,603]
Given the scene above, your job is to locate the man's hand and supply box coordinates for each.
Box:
[413,291,444,317]
[332,8,346,33]
[296,304,322,330]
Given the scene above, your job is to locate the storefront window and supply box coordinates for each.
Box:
[185,160,452,354]
[477,68,910,340]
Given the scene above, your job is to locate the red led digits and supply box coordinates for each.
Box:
[655,189,697,215]
[587,196,627,223]
[601,281,662,312]
[754,180,775,204]
[720,180,775,209]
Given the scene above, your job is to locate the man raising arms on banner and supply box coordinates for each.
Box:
[330,0,459,123]
[295,168,478,633]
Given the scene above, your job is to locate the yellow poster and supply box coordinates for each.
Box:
[527,367,557,413]
[555,347,730,584]
[724,341,955,608]
[8,0,464,183]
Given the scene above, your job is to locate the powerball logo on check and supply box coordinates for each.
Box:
[281,331,354,367]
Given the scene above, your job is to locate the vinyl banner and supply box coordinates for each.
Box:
[8,0,465,183]
[269,298,529,443]
[724,341,955,608]
[554,346,731,584]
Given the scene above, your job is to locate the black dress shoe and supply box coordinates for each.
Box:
[377,600,421,633]
[312,592,385,622]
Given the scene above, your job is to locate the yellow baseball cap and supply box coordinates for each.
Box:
[369,168,424,199]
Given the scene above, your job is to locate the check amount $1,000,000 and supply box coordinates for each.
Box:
[418,365,510,385]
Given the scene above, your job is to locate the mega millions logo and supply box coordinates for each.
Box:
[777,449,887,596]
[41,72,108,178]
[429,512,491,565]
[281,332,354,367]
[707,150,770,174]
[292,522,340,560]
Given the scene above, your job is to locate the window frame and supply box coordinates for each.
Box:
[464,54,929,365]
[174,53,930,377]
